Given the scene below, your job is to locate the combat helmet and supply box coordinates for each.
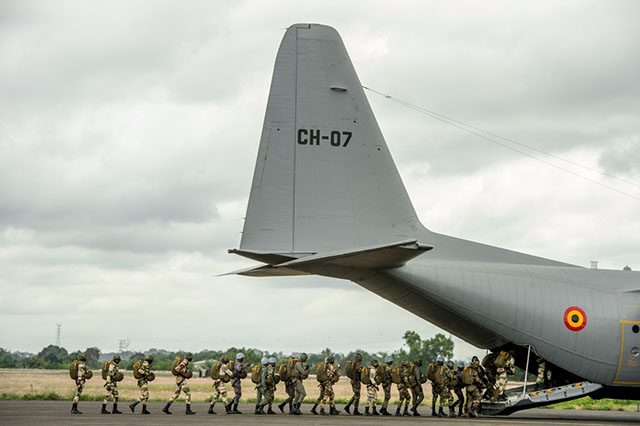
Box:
[384,355,393,365]
[268,357,277,365]
[401,359,409,367]
[457,361,464,369]
[236,353,244,360]
[145,355,154,363]
[261,357,269,366]
[436,355,445,365]
[77,353,86,361]
[446,360,454,369]
[414,359,423,367]
[300,353,308,362]
[113,354,121,363]
[354,352,362,361]
[221,355,229,363]
[326,355,335,364]
[371,359,379,367]
[185,352,193,361]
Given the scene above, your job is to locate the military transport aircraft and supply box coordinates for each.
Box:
[228,23,639,413]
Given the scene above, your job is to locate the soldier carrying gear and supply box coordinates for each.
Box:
[278,355,297,414]
[344,352,363,415]
[130,355,154,414]
[410,359,424,416]
[450,361,466,417]
[396,359,412,416]
[429,356,445,416]
[163,353,195,415]
[208,355,235,415]
[312,355,340,415]
[254,357,269,414]
[291,353,310,415]
[535,356,552,391]
[435,360,456,417]
[364,359,380,416]
[495,351,515,401]
[257,357,278,414]
[231,352,247,414]
[378,355,393,416]
[463,356,484,418]
[101,354,122,415]
[70,353,90,415]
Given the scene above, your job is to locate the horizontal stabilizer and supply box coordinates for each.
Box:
[275,239,432,270]
[220,264,309,277]
[226,248,298,265]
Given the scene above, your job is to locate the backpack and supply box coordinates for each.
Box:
[278,363,288,381]
[461,367,473,386]
[434,365,447,385]
[171,356,182,376]
[251,365,262,384]
[494,351,508,368]
[132,360,144,379]
[407,364,418,386]
[390,367,401,384]
[210,360,223,380]
[345,360,356,379]
[69,360,79,380]
[101,361,111,380]
[286,358,297,379]
[375,365,386,384]
[360,367,371,385]
[426,363,437,381]
[316,363,328,383]
[482,353,497,369]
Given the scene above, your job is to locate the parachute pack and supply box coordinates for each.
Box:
[316,363,328,383]
[375,365,386,384]
[171,356,182,376]
[482,352,497,369]
[132,360,144,379]
[434,365,447,385]
[101,361,111,380]
[494,351,509,368]
[278,363,288,381]
[210,360,223,380]
[345,360,356,379]
[360,367,371,385]
[426,363,437,381]
[461,367,474,385]
[69,360,79,380]
[251,364,262,384]
[286,357,297,379]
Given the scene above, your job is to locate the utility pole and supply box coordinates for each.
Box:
[56,323,62,346]
[118,339,130,353]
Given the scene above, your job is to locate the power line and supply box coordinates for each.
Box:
[363,86,640,202]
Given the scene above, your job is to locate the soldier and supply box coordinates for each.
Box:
[344,352,362,415]
[379,356,393,416]
[410,359,424,416]
[71,353,89,415]
[278,356,296,414]
[257,356,277,414]
[254,357,269,414]
[129,355,153,414]
[102,354,122,414]
[163,352,195,415]
[450,361,466,417]
[535,356,551,390]
[463,356,484,418]
[208,355,235,414]
[364,359,380,416]
[496,351,515,400]
[312,356,340,415]
[437,360,456,417]
[291,353,310,415]
[231,352,247,414]
[396,359,412,416]
[429,355,444,416]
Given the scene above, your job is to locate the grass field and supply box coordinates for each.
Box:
[0,369,637,411]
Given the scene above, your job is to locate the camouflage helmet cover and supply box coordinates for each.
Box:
[300,352,308,361]
[185,352,193,361]
[77,353,86,361]
[113,354,121,363]
[371,359,379,367]
[145,355,154,363]
[326,355,335,363]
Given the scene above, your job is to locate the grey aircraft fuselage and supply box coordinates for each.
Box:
[230,23,640,399]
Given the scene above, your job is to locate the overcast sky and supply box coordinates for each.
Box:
[1,0,639,359]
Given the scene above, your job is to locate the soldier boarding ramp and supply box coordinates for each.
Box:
[480,381,603,416]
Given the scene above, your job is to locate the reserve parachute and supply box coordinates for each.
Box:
[132,360,144,379]
[390,367,401,384]
[251,364,262,384]
[461,367,474,385]
[69,360,79,380]
[316,363,328,383]
[210,360,223,380]
[360,367,371,385]
[101,361,111,380]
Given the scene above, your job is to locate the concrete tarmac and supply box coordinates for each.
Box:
[1,401,639,425]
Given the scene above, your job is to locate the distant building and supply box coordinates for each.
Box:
[623,265,632,271]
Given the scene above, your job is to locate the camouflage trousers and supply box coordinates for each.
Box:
[282,379,295,404]
[232,379,242,405]
[496,368,507,396]
[211,379,230,405]
[411,384,424,409]
[464,385,481,414]
[103,381,118,403]
[168,378,191,404]
[292,378,306,405]
[451,386,465,409]
[262,385,275,407]
[348,379,361,407]
[536,361,545,386]
[431,383,442,407]
[366,384,378,409]
[255,386,265,407]
[72,379,85,404]
[397,383,411,406]
[438,384,452,408]
[319,382,335,409]
[381,382,391,409]
[137,380,149,403]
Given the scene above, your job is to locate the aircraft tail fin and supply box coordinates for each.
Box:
[240,23,423,255]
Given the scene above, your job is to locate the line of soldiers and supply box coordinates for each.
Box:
[70,349,546,417]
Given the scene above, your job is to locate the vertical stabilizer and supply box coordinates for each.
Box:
[241,24,422,254]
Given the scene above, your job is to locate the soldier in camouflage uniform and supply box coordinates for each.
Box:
[257,357,277,414]
[71,353,88,415]
[231,352,246,414]
[464,356,484,418]
[291,353,309,415]
[429,356,443,416]
[450,361,466,417]
[396,359,412,416]
[163,352,195,415]
[254,357,269,414]
[278,356,296,414]
[344,352,362,415]
[410,359,424,416]
[379,356,393,416]
[102,354,122,414]
[364,359,380,416]
[129,355,153,414]
[208,355,234,414]
[440,360,457,417]
[496,351,515,400]
[312,356,340,415]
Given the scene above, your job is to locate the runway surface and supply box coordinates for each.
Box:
[1,401,639,425]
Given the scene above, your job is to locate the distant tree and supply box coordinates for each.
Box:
[37,345,69,369]
[84,347,101,368]
[23,356,45,369]
[401,331,454,365]
[0,348,19,368]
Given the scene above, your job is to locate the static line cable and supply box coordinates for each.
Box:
[363,86,640,202]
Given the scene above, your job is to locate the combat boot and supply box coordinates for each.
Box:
[71,402,80,414]
[372,406,380,416]
[129,401,138,413]
[352,406,362,415]
[101,403,110,414]
[449,406,456,417]
[112,403,122,414]
[438,406,446,417]
[232,403,242,414]
[277,402,286,413]
[319,407,326,415]
[413,406,421,416]
[402,404,410,416]
[330,406,341,415]
[207,403,216,414]
[344,401,351,414]
[162,402,172,414]
[288,402,293,413]
[470,407,478,418]
[395,406,402,416]
[225,403,232,414]
[267,406,276,414]
[185,404,196,415]
[431,402,438,416]
[364,407,370,416]
[254,404,264,415]
[141,404,151,415]
[293,403,302,415]
[310,403,318,415]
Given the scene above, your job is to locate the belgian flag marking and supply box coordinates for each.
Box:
[564,306,587,332]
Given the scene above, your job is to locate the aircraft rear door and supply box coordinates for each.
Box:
[613,320,640,385]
